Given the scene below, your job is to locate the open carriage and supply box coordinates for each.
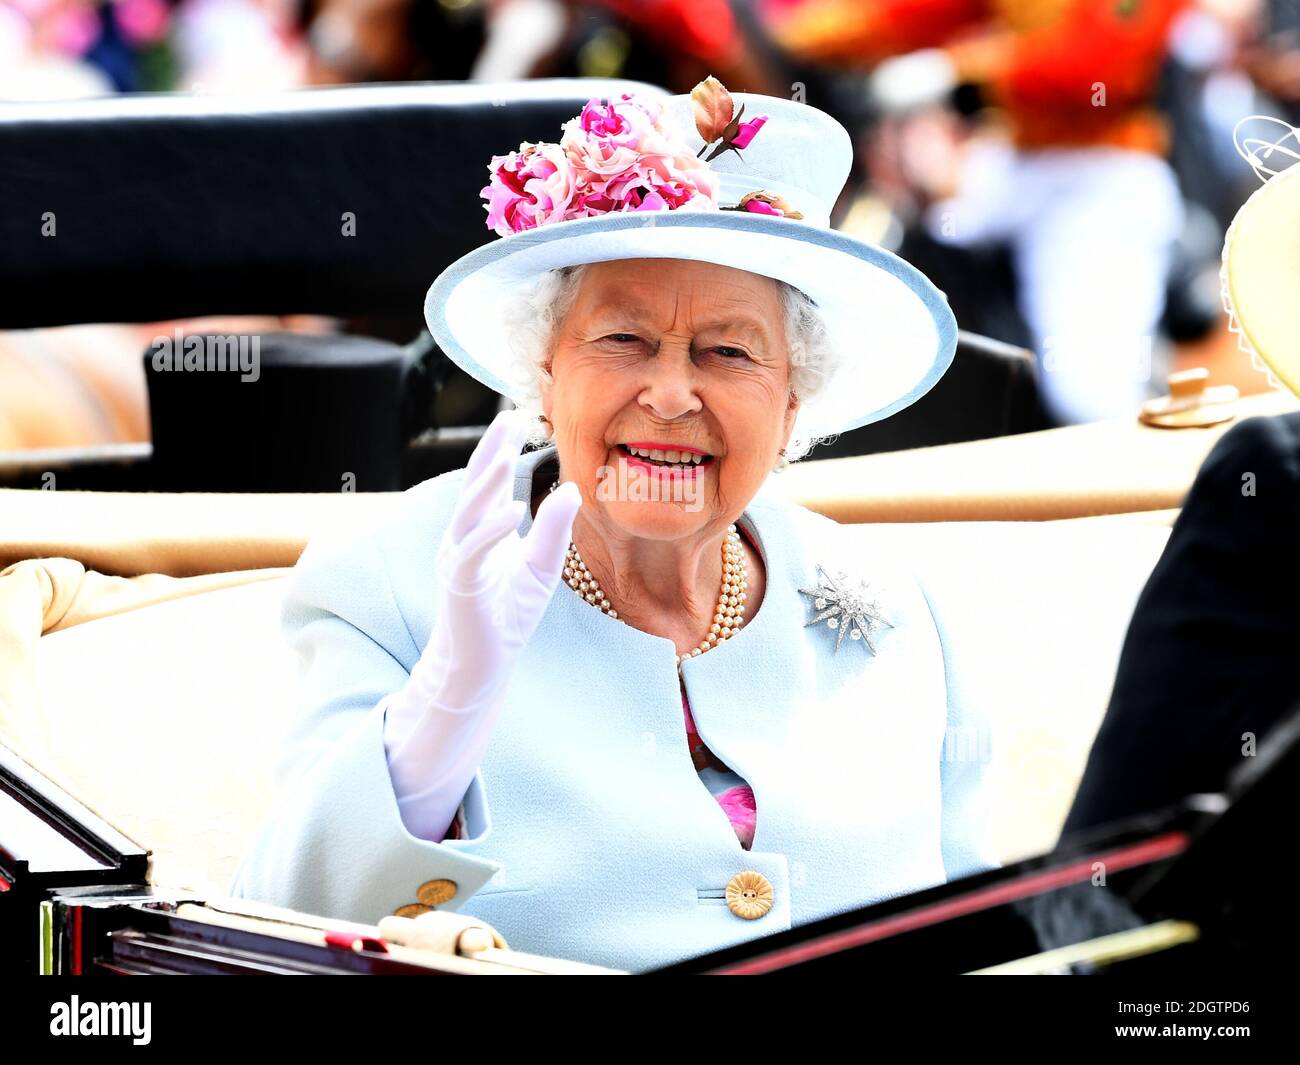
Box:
[2,78,1295,976]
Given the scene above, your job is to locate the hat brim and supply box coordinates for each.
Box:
[424,210,957,441]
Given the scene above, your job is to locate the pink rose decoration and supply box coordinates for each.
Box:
[568,93,669,149]
[730,115,767,150]
[480,90,719,235]
[691,75,735,144]
[736,190,803,220]
[691,75,768,161]
[480,141,580,236]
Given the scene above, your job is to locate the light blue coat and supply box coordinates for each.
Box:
[228,444,1001,973]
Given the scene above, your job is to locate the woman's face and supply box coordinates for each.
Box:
[540,258,800,542]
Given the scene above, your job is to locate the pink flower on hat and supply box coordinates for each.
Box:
[730,116,767,150]
[742,198,780,216]
[567,93,670,151]
[480,90,719,236]
[481,141,580,236]
[735,190,803,220]
[691,75,768,162]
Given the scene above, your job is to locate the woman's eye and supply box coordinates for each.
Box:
[712,346,749,359]
[603,333,640,344]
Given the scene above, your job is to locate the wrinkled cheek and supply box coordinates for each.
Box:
[713,454,769,506]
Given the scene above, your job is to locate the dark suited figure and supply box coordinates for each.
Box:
[1060,410,1300,841]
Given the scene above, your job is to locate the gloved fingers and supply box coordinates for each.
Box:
[460,408,522,490]
[444,499,527,592]
[523,480,582,588]
[448,412,532,545]
[448,411,529,544]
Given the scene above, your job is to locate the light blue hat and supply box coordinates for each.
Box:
[424,81,956,442]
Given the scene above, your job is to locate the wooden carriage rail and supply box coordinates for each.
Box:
[767,388,1300,523]
[3,390,1292,577]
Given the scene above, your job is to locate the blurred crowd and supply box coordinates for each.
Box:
[3,0,1300,447]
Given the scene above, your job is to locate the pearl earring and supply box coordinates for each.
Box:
[774,447,790,472]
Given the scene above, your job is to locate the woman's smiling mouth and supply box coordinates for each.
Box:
[616,442,715,477]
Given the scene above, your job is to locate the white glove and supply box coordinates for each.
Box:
[382,408,582,841]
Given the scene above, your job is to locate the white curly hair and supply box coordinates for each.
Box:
[498,263,842,463]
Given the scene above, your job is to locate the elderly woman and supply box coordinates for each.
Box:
[229,77,1000,972]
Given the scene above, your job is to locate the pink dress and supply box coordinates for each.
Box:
[681,685,757,849]
[679,520,759,848]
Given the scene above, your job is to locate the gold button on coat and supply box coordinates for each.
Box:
[416,879,458,907]
[726,870,774,920]
[394,903,432,918]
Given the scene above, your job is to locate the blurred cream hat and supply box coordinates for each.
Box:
[1222,115,1300,396]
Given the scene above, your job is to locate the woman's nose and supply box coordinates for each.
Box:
[637,350,703,421]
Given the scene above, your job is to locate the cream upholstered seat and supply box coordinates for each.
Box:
[851,517,1171,863]
[0,514,1169,900]
[3,569,293,894]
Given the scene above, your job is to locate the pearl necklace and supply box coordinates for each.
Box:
[548,479,748,672]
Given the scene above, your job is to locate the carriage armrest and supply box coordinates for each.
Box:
[0,488,405,577]
[771,389,1300,523]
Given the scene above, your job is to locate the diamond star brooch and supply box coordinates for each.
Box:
[797,564,894,654]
